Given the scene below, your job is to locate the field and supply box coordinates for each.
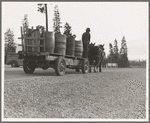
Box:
[4,66,147,119]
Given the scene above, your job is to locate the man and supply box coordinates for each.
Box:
[82,28,91,58]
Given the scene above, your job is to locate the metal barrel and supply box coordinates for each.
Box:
[66,36,75,56]
[45,31,55,53]
[75,40,83,57]
[54,33,66,55]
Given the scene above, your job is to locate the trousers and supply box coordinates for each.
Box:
[82,41,89,58]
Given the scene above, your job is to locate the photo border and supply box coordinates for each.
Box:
[1,0,149,123]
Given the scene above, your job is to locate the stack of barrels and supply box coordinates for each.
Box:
[45,32,83,57]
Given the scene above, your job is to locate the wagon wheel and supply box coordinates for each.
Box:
[23,60,36,74]
[82,59,89,73]
[55,57,66,76]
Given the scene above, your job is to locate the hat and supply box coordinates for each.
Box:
[86,28,90,32]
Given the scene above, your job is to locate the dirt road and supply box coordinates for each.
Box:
[4,66,147,119]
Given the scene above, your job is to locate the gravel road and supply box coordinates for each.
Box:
[4,66,147,119]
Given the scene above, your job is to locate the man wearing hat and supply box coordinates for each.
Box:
[82,28,91,58]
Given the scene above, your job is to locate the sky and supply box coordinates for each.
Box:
[2,2,149,60]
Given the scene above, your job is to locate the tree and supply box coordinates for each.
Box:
[119,36,129,67]
[22,14,29,28]
[5,28,16,55]
[53,5,62,33]
[63,22,72,37]
[113,39,118,54]
[37,4,48,32]
[102,52,107,68]
[120,36,128,54]
[22,14,29,35]
[113,39,119,63]
[108,43,113,63]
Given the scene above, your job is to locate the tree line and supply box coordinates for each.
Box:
[102,36,129,68]
[129,60,146,68]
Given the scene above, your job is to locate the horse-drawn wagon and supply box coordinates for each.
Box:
[18,26,89,76]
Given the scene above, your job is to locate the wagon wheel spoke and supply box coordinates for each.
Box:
[59,60,65,73]
[55,57,66,76]
[82,59,89,73]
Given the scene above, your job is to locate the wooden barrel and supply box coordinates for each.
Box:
[45,32,55,53]
[66,36,75,56]
[75,40,83,57]
[54,33,66,55]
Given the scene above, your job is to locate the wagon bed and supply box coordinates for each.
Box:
[19,51,89,76]
[18,26,89,76]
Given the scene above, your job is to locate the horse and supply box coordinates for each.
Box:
[88,43,105,73]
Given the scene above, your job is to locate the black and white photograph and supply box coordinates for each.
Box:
[1,1,149,122]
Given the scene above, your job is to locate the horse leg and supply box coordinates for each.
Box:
[89,66,91,73]
[89,56,95,73]
[94,66,96,73]
[94,59,96,73]
[99,60,102,72]
[99,63,101,72]
[95,66,99,73]
[94,57,99,73]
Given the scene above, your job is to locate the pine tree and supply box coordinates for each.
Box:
[53,5,62,33]
[119,36,129,67]
[22,14,29,35]
[120,36,127,54]
[5,28,16,55]
[113,39,118,54]
[37,3,48,32]
[102,51,107,68]
[113,39,119,63]
[64,22,72,37]
[109,43,113,55]
[108,43,113,63]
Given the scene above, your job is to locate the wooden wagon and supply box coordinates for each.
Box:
[18,26,89,76]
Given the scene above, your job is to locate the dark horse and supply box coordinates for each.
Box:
[88,43,105,73]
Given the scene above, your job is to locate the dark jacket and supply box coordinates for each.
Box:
[82,32,91,43]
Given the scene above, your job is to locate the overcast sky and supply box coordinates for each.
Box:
[2,2,148,60]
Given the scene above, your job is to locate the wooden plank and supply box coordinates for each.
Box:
[31,27,34,52]
[65,58,82,66]
[25,45,38,47]
[65,55,76,59]
[25,37,45,40]
[73,59,82,66]
[34,30,38,52]
[45,55,82,66]
[38,30,40,52]
[49,52,64,57]
[20,27,24,52]
[45,55,58,61]
[22,26,47,53]
[40,52,49,56]
[43,27,45,52]
[65,59,74,65]
[77,57,84,60]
